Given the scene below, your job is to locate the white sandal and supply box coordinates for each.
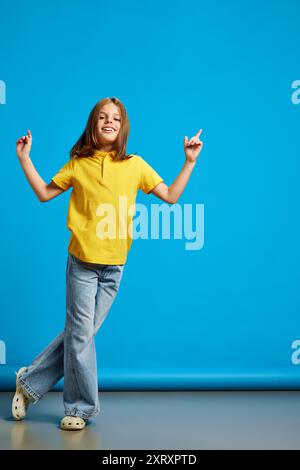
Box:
[12,366,33,420]
[60,415,87,430]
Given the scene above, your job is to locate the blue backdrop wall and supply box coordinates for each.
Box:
[1,0,300,389]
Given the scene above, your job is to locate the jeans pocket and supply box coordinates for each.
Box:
[102,264,125,285]
[71,254,91,268]
[70,253,80,264]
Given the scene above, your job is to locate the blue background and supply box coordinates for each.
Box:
[0,0,300,389]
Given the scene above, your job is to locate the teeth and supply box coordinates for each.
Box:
[102,128,115,132]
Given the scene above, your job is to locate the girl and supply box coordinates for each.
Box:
[12,97,204,431]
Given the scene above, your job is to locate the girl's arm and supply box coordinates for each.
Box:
[151,129,204,204]
[16,130,65,202]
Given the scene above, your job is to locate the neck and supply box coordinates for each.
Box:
[97,144,115,152]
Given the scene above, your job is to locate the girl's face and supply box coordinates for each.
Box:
[97,103,121,148]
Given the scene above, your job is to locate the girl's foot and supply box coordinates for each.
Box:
[12,367,33,420]
[60,415,87,430]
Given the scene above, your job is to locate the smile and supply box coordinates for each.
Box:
[102,127,116,133]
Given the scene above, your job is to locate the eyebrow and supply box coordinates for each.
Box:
[100,111,121,116]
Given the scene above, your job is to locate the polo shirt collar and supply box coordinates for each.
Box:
[92,149,117,158]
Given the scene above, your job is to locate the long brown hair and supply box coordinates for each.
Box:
[70,97,136,161]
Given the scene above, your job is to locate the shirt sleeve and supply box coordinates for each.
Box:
[137,156,164,194]
[51,159,75,191]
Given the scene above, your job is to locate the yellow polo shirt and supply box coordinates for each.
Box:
[51,150,164,265]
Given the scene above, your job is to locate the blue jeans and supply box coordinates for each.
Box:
[18,252,125,420]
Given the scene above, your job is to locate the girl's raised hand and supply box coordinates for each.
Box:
[16,130,32,160]
[184,129,204,163]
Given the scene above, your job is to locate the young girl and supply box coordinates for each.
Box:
[12,97,204,431]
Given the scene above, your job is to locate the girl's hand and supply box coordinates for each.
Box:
[184,129,203,163]
[16,130,32,160]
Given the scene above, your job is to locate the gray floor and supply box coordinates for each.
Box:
[0,390,300,450]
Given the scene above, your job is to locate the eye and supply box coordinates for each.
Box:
[99,116,121,122]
